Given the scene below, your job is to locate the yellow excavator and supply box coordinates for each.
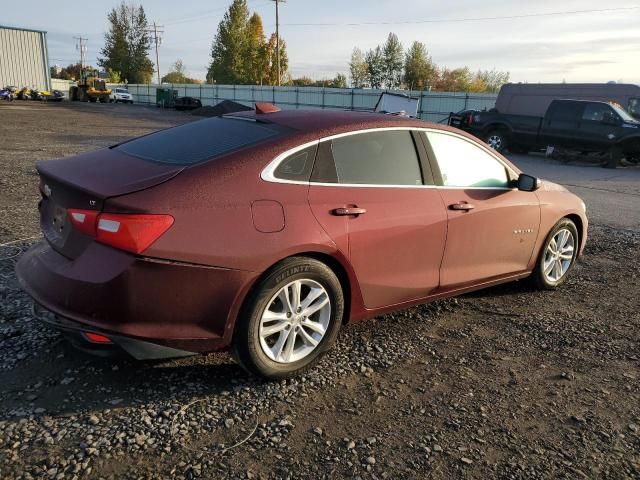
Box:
[69,77,111,103]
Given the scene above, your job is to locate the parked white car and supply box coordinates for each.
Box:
[109,88,134,104]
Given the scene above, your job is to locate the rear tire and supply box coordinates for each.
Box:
[532,218,579,290]
[486,129,509,153]
[232,257,344,379]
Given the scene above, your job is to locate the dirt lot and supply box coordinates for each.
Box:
[1,102,639,479]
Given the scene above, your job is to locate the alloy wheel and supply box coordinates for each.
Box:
[487,134,503,150]
[259,279,331,363]
[543,228,575,282]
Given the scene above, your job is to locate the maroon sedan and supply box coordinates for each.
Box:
[16,106,587,378]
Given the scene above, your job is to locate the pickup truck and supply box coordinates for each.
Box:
[450,99,640,168]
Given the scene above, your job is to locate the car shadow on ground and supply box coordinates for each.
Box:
[1,275,543,422]
[0,333,267,421]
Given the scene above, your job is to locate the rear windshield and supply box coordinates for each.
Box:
[116,117,285,165]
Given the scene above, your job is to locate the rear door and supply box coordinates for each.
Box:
[308,129,447,309]
[423,130,540,288]
[539,101,584,149]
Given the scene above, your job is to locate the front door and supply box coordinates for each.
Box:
[308,130,447,309]
[577,102,625,151]
[423,130,540,288]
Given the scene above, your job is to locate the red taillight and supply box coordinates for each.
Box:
[66,209,174,254]
[467,114,474,125]
[83,332,113,344]
[96,213,174,254]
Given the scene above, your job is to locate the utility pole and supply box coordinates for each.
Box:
[147,22,164,84]
[271,0,285,86]
[74,36,88,80]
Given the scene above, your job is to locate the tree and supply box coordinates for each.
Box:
[474,69,510,93]
[207,0,250,84]
[404,41,436,90]
[365,47,385,89]
[51,63,98,81]
[161,59,198,83]
[99,2,153,84]
[245,13,267,84]
[263,33,289,85]
[349,48,368,88]
[435,67,472,92]
[382,33,403,88]
[332,73,348,88]
[106,68,122,83]
[291,76,315,86]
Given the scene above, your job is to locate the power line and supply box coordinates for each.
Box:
[279,6,640,26]
[146,22,164,84]
[163,0,271,26]
[73,36,87,80]
[272,0,285,86]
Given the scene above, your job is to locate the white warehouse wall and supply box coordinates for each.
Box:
[0,25,50,91]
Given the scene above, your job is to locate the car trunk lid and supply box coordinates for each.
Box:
[37,148,184,259]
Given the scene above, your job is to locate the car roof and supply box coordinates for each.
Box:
[552,99,611,105]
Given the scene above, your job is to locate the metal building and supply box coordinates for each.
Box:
[0,25,51,91]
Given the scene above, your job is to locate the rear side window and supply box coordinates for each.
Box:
[426,132,510,188]
[116,117,284,165]
[629,98,639,117]
[329,131,422,186]
[549,102,583,124]
[273,145,317,181]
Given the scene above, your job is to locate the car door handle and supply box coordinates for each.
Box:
[331,207,367,216]
[449,202,475,211]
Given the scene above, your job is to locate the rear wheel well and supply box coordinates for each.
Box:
[236,253,352,335]
[484,123,511,135]
[301,253,352,323]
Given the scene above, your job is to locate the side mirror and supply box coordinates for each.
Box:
[517,173,540,192]
[601,112,621,126]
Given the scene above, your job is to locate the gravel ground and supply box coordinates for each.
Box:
[1,102,639,479]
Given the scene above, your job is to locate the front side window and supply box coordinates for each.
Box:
[426,132,510,188]
[330,131,422,186]
[582,103,615,122]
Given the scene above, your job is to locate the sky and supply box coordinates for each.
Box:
[3,0,639,84]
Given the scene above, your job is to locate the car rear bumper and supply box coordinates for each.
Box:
[15,241,257,357]
[31,302,198,359]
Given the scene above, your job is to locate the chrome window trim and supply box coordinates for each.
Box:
[260,126,518,189]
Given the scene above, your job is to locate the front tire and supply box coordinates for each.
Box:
[532,218,579,290]
[233,257,344,379]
